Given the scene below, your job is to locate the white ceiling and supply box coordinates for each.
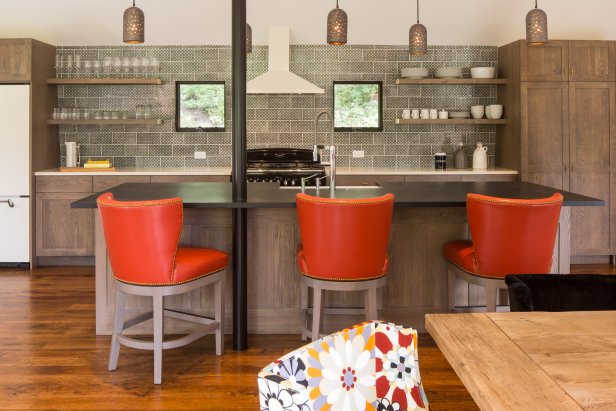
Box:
[1,0,615,47]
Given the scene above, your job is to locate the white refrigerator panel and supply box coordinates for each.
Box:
[0,197,29,262]
[0,85,30,196]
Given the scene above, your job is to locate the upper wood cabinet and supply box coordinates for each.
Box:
[521,40,569,82]
[516,40,615,82]
[569,41,615,82]
[0,39,31,82]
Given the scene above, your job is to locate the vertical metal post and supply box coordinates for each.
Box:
[231,0,248,351]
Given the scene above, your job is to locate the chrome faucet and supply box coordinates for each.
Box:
[313,111,336,195]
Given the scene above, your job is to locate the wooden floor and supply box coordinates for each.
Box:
[0,266,613,410]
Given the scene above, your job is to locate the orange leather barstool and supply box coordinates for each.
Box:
[97,193,228,384]
[444,193,563,312]
[296,193,395,341]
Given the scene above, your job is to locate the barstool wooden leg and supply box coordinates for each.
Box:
[300,281,309,341]
[214,275,225,356]
[312,286,323,341]
[486,282,497,312]
[448,268,456,312]
[365,287,377,321]
[108,289,126,371]
[153,291,164,385]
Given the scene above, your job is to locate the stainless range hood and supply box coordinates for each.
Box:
[247,27,324,95]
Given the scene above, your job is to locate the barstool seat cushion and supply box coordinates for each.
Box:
[297,245,389,281]
[173,247,228,285]
[443,240,478,275]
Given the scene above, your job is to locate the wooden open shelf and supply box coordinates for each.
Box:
[396,78,507,85]
[395,118,507,125]
[47,78,163,85]
[47,119,163,125]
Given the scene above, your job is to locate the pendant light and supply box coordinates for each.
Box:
[327,0,348,45]
[123,0,144,44]
[246,24,252,53]
[526,0,548,45]
[409,0,427,56]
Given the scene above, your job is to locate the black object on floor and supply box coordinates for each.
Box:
[506,274,616,312]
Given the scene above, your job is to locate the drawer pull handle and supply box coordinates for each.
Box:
[1,199,14,208]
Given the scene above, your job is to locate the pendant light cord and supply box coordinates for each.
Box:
[133,0,136,6]
[416,0,420,24]
[535,0,538,8]
[336,0,339,9]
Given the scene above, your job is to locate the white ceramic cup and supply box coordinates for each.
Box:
[488,104,503,119]
[485,105,492,119]
[402,109,411,119]
[471,105,485,119]
[420,109,429,119]
[411,109,420,119]
[429,109,438,119]
[438,110,448,119]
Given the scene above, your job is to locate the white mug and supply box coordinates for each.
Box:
[411,109,420,119]
[420,109,429,119]
[438,110,448,119]
[429,109,438,119]
[488,104,503,119]
[485,105,492,119]
[471,105,485,119]
[402,109,411,119]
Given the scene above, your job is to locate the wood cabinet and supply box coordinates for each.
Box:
[35,174,231,264]
[0,39,31,82]
[499,39,616,260]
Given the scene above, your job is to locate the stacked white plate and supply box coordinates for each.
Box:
[401,67,429,79]
[435,67,463,78]
[449,111,471,118]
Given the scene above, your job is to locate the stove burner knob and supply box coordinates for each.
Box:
[256,177,263,182]
[283,179,289,186]
[290,179,296,186]
[264,178,270,182]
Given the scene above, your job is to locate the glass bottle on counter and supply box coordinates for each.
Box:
[454,142,467,169]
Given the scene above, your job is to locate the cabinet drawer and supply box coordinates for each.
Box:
[93,176,150,192]
[36,176,93,193]
[461,174,516,182]
[336,175,404,186]
[404,175,462,182]
[150,175,230,183]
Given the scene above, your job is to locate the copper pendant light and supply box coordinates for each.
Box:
[409,0,427,56]
[526,0,548,45]
[327,0,348,45]
[123,0,144,44]
[246,24,252,53]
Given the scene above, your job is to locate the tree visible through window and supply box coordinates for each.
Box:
[175,81,225,131]
[333,81,383,131]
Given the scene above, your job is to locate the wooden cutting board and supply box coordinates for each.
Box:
[59,167,116,172]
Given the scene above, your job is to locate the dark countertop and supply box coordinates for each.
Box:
[71,181,604,209]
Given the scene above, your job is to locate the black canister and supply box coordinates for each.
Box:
[435,152,446,170]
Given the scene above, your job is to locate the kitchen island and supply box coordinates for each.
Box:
[72,181,601,341]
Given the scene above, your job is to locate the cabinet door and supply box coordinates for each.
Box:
[36,192,94,257]
[0,39,31,82]
[569,41,615,82]
[521,82,569,189]
[520,40,569,81]
[569,82,614,256]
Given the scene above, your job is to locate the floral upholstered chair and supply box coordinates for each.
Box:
[258,321,430,411]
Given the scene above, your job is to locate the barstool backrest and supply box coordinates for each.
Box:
[466,193,563,277]
[296,193,395,280]
[97,193,183,285]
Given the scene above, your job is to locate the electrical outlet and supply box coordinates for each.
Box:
[352,150,365,158]
[194,151,207,159]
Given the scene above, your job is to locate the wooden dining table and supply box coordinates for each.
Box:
[425,311,616,411]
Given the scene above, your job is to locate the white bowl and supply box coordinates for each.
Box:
[470,67,496,79]
[401,67,429,78]
[435,67,463,78]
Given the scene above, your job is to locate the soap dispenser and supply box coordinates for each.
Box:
[454,142,466,169]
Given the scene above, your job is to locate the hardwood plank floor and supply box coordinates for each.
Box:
[0,265,609,410]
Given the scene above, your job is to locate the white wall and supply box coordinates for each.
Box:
[0,0,615,46]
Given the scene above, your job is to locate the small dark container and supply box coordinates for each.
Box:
[435,153,446,170]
